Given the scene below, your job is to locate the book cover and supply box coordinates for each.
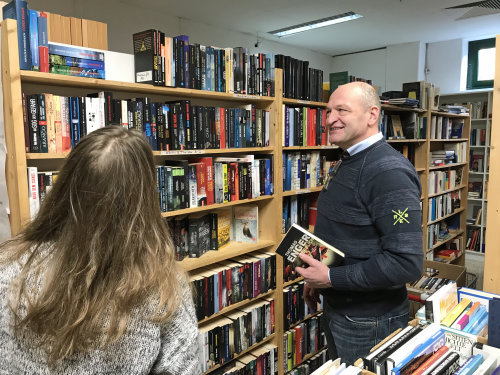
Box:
[276,223,344,268]
[233,205,258,243]
[48,43,105,61]
[132,29,155,84]
[217,208,232,249]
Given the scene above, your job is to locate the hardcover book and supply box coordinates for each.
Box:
[276,223,344,268]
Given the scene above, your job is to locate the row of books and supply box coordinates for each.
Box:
[431,143,467,166]
[275,55,324,102]
[380,112,426,140]
[288,348,329,375]
[283,281,323,330]
[427,191,461,222]
[155,155,273,213]
[430,116,464,140]
[428,169,462,196]
[133,29,274,97]
[215,344,279,374]
[22,92,271,153]
[190,250,276,321]
[407,277,455,295]
[466,229,483,253]
[433,240,463,264]
[283,152,329,192]
[470,128,487,147]
[282,106,328,147]
[329,71,373,95]
[48,43,105,79]
[283,316,326,372]
[199,298,275,372]
[282,195,316,244]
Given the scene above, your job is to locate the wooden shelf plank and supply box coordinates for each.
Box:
[179,240,276,271]
[282,186,323,196]
[427,207,465,226]
[430,110,469,118]
[427,229,464,252]
[282,98,327,107]
[162,195,273,218]
[198,289,275,327]
[386,139,426,143]
[282,145,339,151]
[428,184,466,199]
[285,346,328,374]
[20,70,275,104]
[429,138,468,142]
[203,334,275,375]
[284,277,304,288]
[429,162,467,171]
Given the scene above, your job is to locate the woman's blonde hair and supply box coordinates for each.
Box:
[1,126,184,363]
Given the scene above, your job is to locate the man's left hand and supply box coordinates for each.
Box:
[295,253,332,289]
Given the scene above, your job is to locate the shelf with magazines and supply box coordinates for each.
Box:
[440,90,492,289]
[2,18,287,374]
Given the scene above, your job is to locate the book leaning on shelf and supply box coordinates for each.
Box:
[276,223,344,268]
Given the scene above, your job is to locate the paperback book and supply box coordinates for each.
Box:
[276,223,344,268]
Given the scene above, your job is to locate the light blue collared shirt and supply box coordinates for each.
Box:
[346,132,384,156]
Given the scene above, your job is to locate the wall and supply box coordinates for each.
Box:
[27,0,334,75]
[425,39,463,94]
[330,42,423,94]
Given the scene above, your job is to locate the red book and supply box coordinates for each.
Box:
[225,268,231,306]
[311,108,317,146]
[321,109,327,145]
[189,157,214,205]
[412,345,449,375]
[219,107,226,149]
[38,12,49,73]
[294,325,303,364]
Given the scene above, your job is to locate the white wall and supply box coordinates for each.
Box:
[425,39,463,94]
[330,42,422,94]
[27,0,333,75]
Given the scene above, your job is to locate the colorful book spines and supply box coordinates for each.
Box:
[441,298,472,327]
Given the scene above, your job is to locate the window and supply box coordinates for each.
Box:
[467,38,495,90]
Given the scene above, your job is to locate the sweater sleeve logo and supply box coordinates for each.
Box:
[392,208,410,225]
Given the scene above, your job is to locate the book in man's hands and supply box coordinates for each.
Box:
[276,223,344,268]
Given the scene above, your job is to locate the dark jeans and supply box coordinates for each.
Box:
[321,300,410,366]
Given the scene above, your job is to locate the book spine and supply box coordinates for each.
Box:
[27,94,40,152]
[29,9,38,70]
[48,43,105,61]
[49,54,105,69]
[37,94,48,152]
[37,12,49,73]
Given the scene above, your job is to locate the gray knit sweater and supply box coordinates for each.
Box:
[0,261,202,375]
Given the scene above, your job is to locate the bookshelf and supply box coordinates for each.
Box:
[440,90,492,289]
[381,104,470,268]
[1,18,284,374]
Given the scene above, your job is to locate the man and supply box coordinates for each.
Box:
[295,82,423,365]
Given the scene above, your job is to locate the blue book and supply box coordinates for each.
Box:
[489,298,500,348]
[29,9,38,70]
[463,305,487,333]
[175,35,189,88]
[391,329,446,375]
[48,43,105,61]
[455,354,483,375]
[213,273,219,314]
[286,153,292,191]
[470,313,488,335]
[69,97,80,147]
[2,0,31,70]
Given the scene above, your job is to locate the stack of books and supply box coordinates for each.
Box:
[48,43,105,79]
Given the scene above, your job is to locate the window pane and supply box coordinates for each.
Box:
[478,47,495,81]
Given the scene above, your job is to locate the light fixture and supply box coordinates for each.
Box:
[268,11,363,37]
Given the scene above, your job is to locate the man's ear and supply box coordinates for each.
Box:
[367,106,380,128]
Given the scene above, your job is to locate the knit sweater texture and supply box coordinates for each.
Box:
[0,259,201,375]
[315,139,423,317]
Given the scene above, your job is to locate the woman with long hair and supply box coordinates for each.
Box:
[0,126,201,374]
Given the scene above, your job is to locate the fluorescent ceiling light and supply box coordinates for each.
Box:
[268,11,363,37]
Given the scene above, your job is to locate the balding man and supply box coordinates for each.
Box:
[296,82,423,365]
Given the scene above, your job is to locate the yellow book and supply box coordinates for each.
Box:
[441,298,472,327]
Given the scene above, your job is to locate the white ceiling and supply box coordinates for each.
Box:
[120,0,500,56]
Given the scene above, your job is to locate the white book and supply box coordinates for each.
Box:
[27,166,39,220]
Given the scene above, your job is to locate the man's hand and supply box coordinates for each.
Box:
[295,253,332,289]
[303,282,321,311]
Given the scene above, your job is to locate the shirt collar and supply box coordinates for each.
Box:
[346,132,384,156]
